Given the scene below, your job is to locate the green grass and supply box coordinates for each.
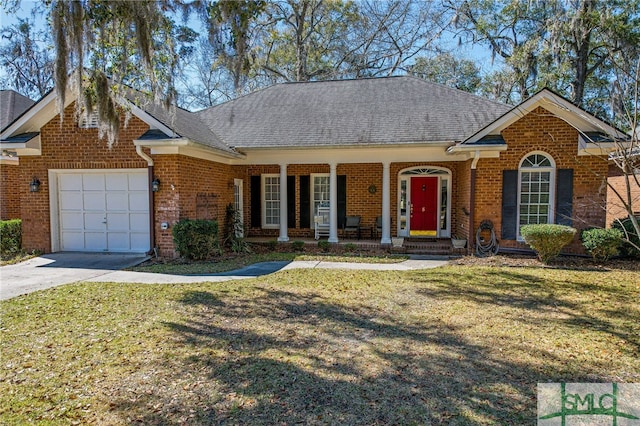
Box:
[0,250,40,266]
[129,252,409,275]
[1,265,638,424]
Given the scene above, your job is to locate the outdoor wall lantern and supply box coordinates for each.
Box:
[151,177,161,192]
[29,177,41,192]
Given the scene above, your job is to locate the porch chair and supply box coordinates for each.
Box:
[375,216,382,238]
[343,215,362,239]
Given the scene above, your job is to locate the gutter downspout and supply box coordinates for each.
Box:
[469,150,480,255]
[136,146,156,256]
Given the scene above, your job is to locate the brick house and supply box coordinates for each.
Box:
[0,77,625,257]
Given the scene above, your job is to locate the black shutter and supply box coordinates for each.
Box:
[338,175,347,229]
[287,176,296,228]
[300,175,310,228]
[555,169,573,226]
[501,170,518,240]
[250,175,261,228]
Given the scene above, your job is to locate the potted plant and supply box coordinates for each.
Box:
[451,236,467,249]
[391,237,404,248]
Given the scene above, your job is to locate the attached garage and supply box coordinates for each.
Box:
[49,169,150,253]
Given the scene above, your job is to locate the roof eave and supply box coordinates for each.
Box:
[235,140,458,150]
[446,143,508,154]
[0,134,42,156]
[134,138,245,160]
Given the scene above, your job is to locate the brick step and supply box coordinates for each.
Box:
[405,249,452,255]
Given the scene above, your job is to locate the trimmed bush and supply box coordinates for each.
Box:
[172,219,221,260]
[0,219,22,256]
[612,216,640,259]
[520,224,576,264]
[343,243,357,253]
[318,240,331,253]
[266,240,278,251]
[291,240,305,252]
[581,228,623,261]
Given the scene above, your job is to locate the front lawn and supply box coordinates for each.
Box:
[1,265,638,424]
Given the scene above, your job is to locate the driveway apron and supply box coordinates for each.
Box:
[0,253,147,300]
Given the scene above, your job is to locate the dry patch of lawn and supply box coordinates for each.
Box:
[1,265,638,424]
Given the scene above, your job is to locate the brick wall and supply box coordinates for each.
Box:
[0,163,20,220]
[153,155,235,257]
[607,165,640,226]
[19,102,149,253]
[475,106,609,254]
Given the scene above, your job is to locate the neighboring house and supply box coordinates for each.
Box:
[0,77,625,257]
[0,90,36,220]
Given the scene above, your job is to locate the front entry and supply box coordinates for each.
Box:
[410,176,438,236]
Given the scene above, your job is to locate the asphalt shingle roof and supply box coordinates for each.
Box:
[129,95,233,154]
[1,90,35,131]
[196,76,511,149]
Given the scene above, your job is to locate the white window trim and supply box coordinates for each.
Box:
[234,178,244,237]
[311,173,330,227]
[261,174,280,229]
[517,151,556,240]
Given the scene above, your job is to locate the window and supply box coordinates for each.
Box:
[262,175,280,228]
[518,153,555,231]
[234,179,244,237]
[311,174,330,226]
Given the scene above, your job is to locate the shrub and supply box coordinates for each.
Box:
[520,224,576,264]
[291,240,305,252]
[172,219,221,260]
[343,243,357,253]
[318,240,331,253]
[612,216,640,259]
[581,228,623,261]
[0,219,22,256]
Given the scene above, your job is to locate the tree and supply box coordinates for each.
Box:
[408,53,481,93]
[0,18,54,99]
[177,36,236,110]
[448,0,640,114]
[606,57,640,252]
[39,0,265,145]
[246,0,447,86]
[447,0,551,102]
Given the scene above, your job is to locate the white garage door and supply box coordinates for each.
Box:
[58,171,150,252]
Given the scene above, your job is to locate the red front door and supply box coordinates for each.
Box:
[410,176,438,236]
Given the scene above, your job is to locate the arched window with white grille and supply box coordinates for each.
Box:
[518,152,556,233]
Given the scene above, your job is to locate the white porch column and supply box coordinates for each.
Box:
[381,162,392,245]
[328,163,339,243]
[278,163,289,242]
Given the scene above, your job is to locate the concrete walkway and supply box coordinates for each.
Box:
[85,256,449,284]
[1,253,448,300]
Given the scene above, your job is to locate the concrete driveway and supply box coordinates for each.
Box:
[0,253,147,300]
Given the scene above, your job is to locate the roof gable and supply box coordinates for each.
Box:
[0,86,236,156]
[463,88,626,144]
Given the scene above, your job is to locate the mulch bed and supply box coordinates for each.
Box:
[451,253,640,271]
